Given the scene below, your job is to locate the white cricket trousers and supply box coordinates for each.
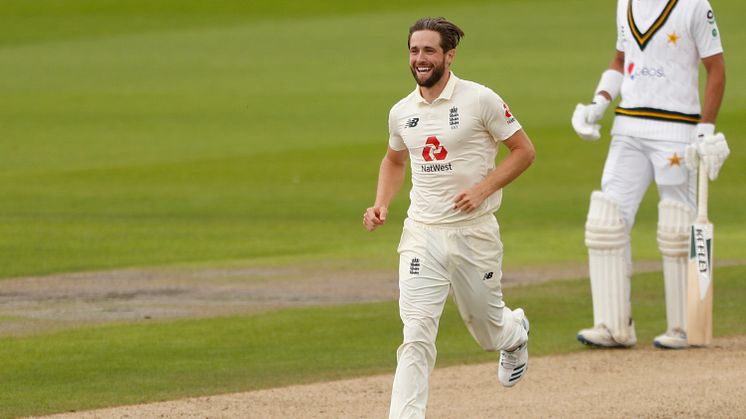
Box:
[389,215,528,419]
[602,135,696,227]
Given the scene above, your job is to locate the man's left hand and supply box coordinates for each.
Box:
[685,123,730,180]
[453,188,487,213]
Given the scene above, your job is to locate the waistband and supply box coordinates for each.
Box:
[614,107,700,125]
[404,213,496,230]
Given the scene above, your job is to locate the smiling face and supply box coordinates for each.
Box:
[408,30,454,88]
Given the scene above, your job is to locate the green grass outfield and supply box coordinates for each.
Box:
[1,0,744,277]
[1,0,745,417]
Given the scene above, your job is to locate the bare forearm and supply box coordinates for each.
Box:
[364,148,408,231]
[607,51,624,73]
[374,154,406,208]
[454,130,535,213]
[476,145,535,197]
[701,54,726,124]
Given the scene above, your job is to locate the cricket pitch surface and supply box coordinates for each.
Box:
[3,261,743,418]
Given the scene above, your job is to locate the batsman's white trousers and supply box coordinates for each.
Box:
[389,215,527,419]
[601,135,696,227]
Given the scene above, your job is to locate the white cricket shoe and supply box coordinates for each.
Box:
[576,324,636,348]
[654,329,688,349]
[498,308,529,387]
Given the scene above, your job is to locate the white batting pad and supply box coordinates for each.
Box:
[658,199,695,333]
[584,191,635,344]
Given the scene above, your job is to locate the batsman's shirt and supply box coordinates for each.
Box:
[388,73,521,225]
[612,0,723,142]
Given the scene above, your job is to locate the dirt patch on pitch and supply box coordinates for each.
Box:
[0,265,398,336]
[43,335,746,418]
[0,260,678,336]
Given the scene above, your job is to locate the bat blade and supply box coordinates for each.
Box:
[687,221,714,346]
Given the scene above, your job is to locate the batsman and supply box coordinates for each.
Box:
[571,0,730,349]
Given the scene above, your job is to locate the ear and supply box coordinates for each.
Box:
[445,48,456,66]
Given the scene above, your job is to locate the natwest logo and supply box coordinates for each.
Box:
[422,136,448,161]
[503,103,516,124]
[627,62,665,80]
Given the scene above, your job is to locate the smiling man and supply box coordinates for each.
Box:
[362,17,536,419]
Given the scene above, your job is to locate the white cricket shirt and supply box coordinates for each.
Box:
[612,0,723,142]
[388,73,522,224]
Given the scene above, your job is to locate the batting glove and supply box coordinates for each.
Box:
[571,95,610,141]
[585,94,610,124]
[685,123,730,180]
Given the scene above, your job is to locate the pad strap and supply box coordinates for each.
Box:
[657,200,695,257]
[585,191,627,250]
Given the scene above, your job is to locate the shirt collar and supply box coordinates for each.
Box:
[414,72,459,104]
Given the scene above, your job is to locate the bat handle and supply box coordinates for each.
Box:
[697,160,709,220]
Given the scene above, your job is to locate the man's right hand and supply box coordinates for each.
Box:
[363,206,388,231]
[571,94,610,141]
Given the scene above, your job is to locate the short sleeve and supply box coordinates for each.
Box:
[388,107,406,151]
[692,0,723,58]
[479,87,522,142]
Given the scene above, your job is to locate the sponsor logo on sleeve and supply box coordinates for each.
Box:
[503,103,516,124]
[707,10,715,24]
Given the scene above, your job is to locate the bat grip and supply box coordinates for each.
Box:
[697,160,708,220]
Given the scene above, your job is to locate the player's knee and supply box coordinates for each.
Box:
[657,199,695,257]
[585,191,628,250]
[402,319,437,346]
[396,336,436,369]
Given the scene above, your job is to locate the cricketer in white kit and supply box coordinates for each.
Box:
[571,0,729,349]
[363,17,536,419]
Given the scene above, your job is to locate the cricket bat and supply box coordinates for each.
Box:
[687,160,714,346]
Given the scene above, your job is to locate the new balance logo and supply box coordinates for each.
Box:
[483,272,494,281]
[404,117,419,128]
[410,258,420,275]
